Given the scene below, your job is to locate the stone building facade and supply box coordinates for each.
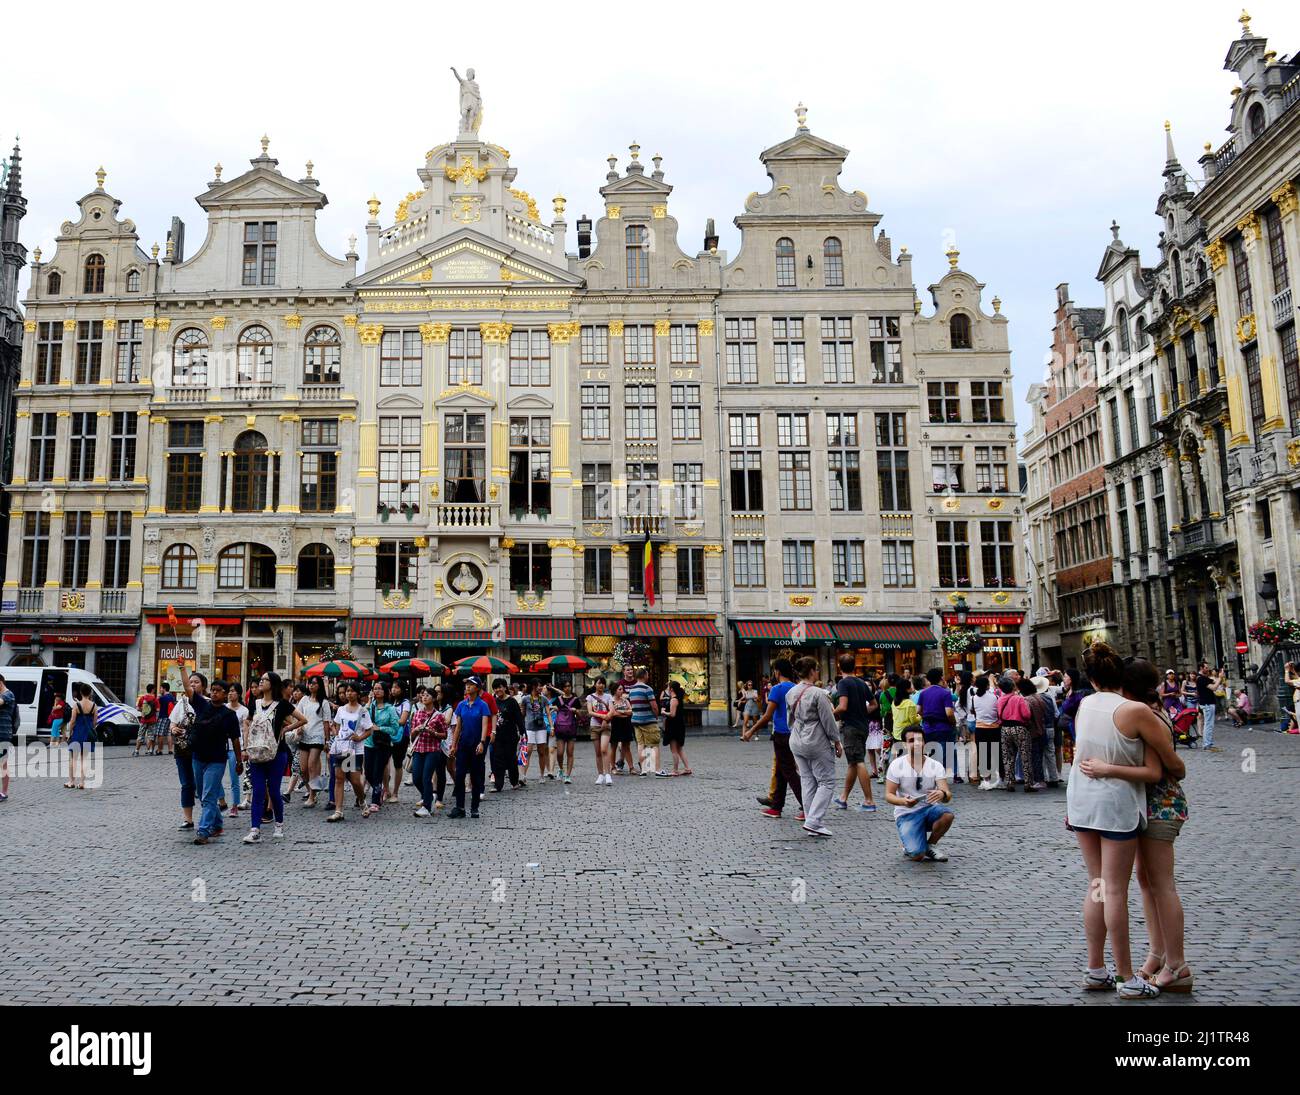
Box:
[1,100,1027,720]
[0,143,26,591]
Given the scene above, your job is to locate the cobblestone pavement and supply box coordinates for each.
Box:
[1,725,1296,1005]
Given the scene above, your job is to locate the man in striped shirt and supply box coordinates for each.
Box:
[628,668,664,776]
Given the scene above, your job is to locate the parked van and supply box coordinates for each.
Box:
[1,666,141,746]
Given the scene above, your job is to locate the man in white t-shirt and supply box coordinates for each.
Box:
[885,725,954,862]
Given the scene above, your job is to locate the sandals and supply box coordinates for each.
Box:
[1154,964,1194,993]
[1137,952,1165,981]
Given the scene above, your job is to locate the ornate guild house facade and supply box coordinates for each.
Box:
[2,85,1027,721]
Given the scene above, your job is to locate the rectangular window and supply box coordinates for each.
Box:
[508,416,551,516]
[625,462,661,519]
[778,413,812,510]
[103,511,132,589]
[732,541,766,588]
[28,412,57,481]
[781,541,815,588]
[580,383,610,441]
[68,411,97,482]
[974,445,1009,493]
[826,412,861,512]
[669,324,698,365]
[1265,206,1289,295]
[1109,398,1123,458]
[629,543,661,595]
[936,520,970,587]
[35,321,63,385]
[301,418,339,513]
[75,320,103,385]
[625,224,649,288]
[673,462,703,520]
[1243,343,1264,434]
[1280,322,1299,429]
[623,324,656,366]
[1233,238,1253,318]
[832,540,866,588]
[869,316,902,384]
[676,547,705,595]
[980,520,1016,587]
[444,412,486,503]
[670,383,701,440]
[1182,331,1198,394]
[773,317,806,384]
[166,420,204,512]
[21,512,51,587]
[624,384,657,440]
[114,319,144,383]
[931,444,964,492]
[584,546,613,594]
[109,411,137,481]
[820,316,855,383]
[927,380,961,423]
[970,380,1006,423]
[1166,347,1180,411]
[376,540,419,590]
[62,510,93,589]
[242,221,277,286]
[875,412,910,511]
[378,415,420,509]
[882,541,916,588]
[380,329,422,387]
[580,325,609,365]
[448,327,483,386]
[581,462,612,520]
[724,317,757,383]
[509,329,551,386]
[729,413,763,511]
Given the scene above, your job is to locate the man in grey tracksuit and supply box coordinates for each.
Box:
[786,660,843,836]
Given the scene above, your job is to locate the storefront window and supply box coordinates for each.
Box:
[157,641,196,693]
[666,637,709,705]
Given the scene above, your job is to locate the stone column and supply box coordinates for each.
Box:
[482,322,512,507]
[279,413,301,513]
[93,409,112,485]
[201,414,222,514]
[1206,239,1251,449]
[419,323,449,519]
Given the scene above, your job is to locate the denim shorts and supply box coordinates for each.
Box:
[895,803,953,856]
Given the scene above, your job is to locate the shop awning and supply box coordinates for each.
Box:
[4,629,136,646]
[502,618,576,644]
[940,612,1025,627]
[351,616,422,643]
[732,619,836,645]
[421,629,493,648]
[146,615,242,627]
[831,622,938,648]
[579,616,720,638]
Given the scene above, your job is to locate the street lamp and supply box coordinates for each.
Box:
[333,619,348,649]
[954,595,969,627]
[625,608,637,637]
[1259,573,1279,614]
[28,635,43,661]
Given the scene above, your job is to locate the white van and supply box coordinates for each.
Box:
[1,666,141,745]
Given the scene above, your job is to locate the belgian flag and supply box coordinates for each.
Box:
[642,530,656,608]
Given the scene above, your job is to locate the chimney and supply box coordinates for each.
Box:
[169,217,186,263]
[576,214,592,259]
[703,217,718,253]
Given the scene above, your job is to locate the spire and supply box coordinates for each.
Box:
[795,102,808,132]
[5,138,21,198]
[1238,8,1253,38]
[1164,119,1178,166]
[1162,121,1190,199]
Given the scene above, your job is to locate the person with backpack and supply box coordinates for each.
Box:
[135,684,159,756]
[786,656,843,838]
[294,676,332,809]
[242,671,305,843]
[361,680,401,818]
[190,680,242,845]
[1030,675,1060,788]
[488,678,524,793]
[995,676,1034,792]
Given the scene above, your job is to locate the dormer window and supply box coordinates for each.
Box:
[949,312,972,350]
[242,222,277,286]
[83,253,105,294]
[625,224,649,288]
[1117,308,1130,356]
[775,237,796,288]
[47,271,61,295]
[1248,103,1266,140]
[125,269,141,293]
[823,237,844,287]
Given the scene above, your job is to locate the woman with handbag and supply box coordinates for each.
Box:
[295,676,332,809]
[362,681,401,817]
[326,683,370,822]
[410,686,451,816]
[242,671,306,844]
[385,680,413,804]
[547,681,580,784]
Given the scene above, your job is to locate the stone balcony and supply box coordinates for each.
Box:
[434,502,501,531]
[1170,516,1234,560]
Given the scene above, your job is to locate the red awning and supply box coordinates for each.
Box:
[503,618,576,644]
[351,616,422,642]
[146,615,242,627]
[4,630,136,646]
[579,616,720,638]
[832,622,937,646]
[732,619,836,644]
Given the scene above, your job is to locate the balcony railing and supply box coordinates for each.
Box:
[220,383,284,402]
[164,386,208,403]
[1171,517,1233,559]
[301,383,346,401]
[731,512,765,538]
[1273,287,1293,328]
[620,513,669,537]
[435,502,499,529]
[881,512,913,538]
[101,589,129,614]
[17,588,43,613]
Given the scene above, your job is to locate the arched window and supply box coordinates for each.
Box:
[231,431,270,512]
[303,325,341,385]
[949,312,972,349]
[823,237,844,287]
[83,253,106,293]
[172,328,209,386]
[47,271,61,295]
[217,543,276,590]
[237,324,274,383]
[1135,317,1148,349]
[775,237,796,287]
[1196,258,1207,284]
[125,269,141,292]
[161,544,198,591]
[1100,341,1112,373]
[1117,308,1131,356]
[1172,251,1183,296]
[298,544,335,591]
[1248,103,1266,140]
[624,224,649,288]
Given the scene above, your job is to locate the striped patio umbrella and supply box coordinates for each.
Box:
[452,655,519,676]
[529,654,596,673]
[378,657,447,676]
[303,658,374,680]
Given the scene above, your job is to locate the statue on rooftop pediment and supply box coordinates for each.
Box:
[451,67,483,137]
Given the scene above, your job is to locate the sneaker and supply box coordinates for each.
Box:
[447,807,466,818]
[875,775,886,785]
[563,774,572,784]
[414,806,430,818]
[595,776,605,785]
[545,772,555,781]
[1082,969,1116,992]
[177,821,194,831]
[434,801,445,810]
[273,824,284,839]
[603,773,613,786]
[802,824,832,837]
[470,810,480,819]
[193,836,210,846]
[924,844,948,861]
[228,805,240,817]
[832,798,848,810]
[1117,976,1161,1000]
[761,807,782,818]
[857,803,878,813]
[794,811,806,821]
[756,795,773,807]
[654,770,671,778]
[243,829,261,844]
[326,811,344,822]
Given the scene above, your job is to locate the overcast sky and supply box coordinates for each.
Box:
[7,1,1297,442]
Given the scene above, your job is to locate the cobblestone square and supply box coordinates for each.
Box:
[2,726,1296,1005]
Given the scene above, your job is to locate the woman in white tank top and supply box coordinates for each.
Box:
[1065,643,1183,1000]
